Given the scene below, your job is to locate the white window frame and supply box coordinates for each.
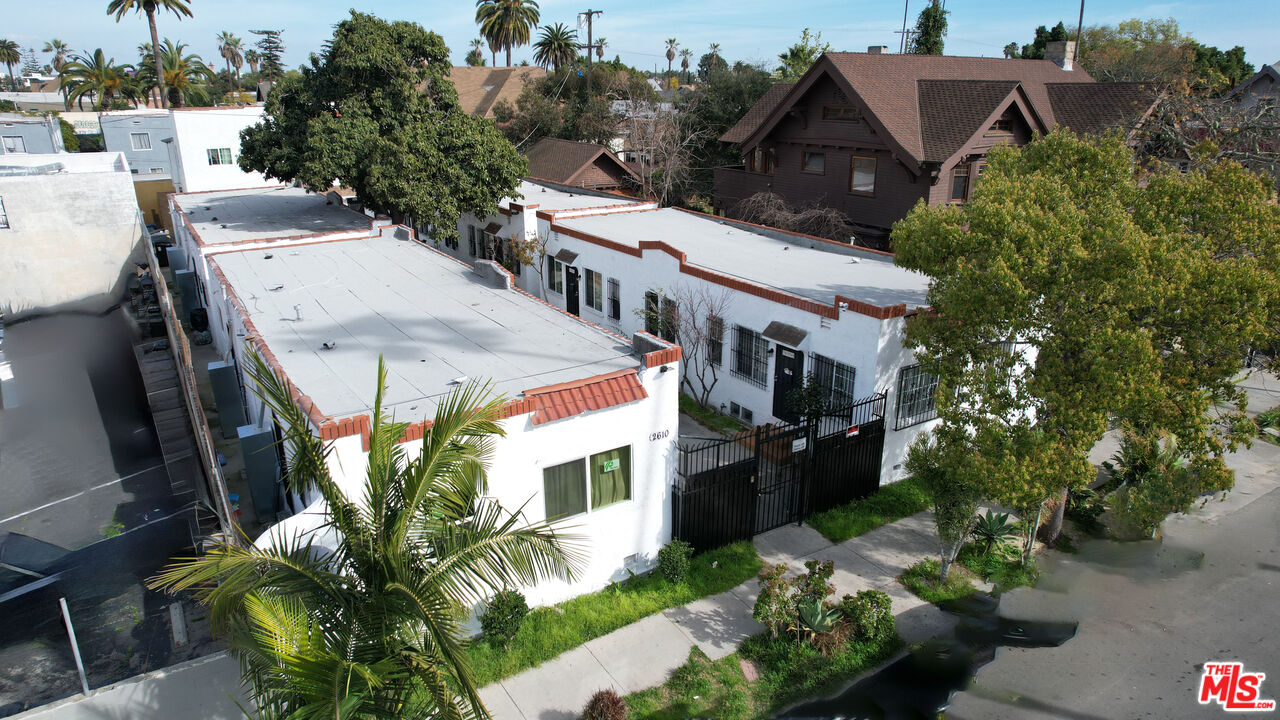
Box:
[2,136,26,154]
[206,147,233,165]
[130,132,152,151]
[584,269,603,313]
[0,196,9,229]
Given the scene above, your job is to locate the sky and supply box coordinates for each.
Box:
[3,0,1276,79]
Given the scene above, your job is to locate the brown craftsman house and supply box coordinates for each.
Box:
[524,137,641,192]
[715,42,1157,248]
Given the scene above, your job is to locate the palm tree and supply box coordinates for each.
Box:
[244,47,260,75]
[0,40,19,92]
[137,39,214,108]
[679,48,692,84]
[43,39,72,104]
[466,38,486,66]
[532,23,577,71]
[216,31,243,92]
[151,352,581,719]
[665,38,678,78]
[708,43,721,63]
[61,49,138,110]
[596,37,607,61]
[487,36,501,67]
[475,0,541,67]
[106,0,193,109]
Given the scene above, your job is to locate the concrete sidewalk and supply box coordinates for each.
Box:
[478,512,955,720]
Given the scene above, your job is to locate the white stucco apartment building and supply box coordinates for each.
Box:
[102,107,275,194]
[431,188,939,486]
[168,187,681,606]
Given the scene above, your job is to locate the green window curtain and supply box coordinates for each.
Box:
[590,446,631,509]
[543,460,587,520]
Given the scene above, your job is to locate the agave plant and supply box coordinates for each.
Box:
[796,597,840,643]
[971,509,1018,556]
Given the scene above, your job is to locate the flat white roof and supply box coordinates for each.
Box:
[175,187,372,245]
[0,151,128,174]
[556,209,931,310]
[502,180,639,213]
[214,235,638,418]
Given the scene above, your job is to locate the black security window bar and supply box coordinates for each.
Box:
[468,226,477,257]
[812,353,856,409]
[660,296,678,342]
[732,325,769,387]
[644,291,660,335]
[895,364,939,429]
[607,278,621,320]
[708,315,724,366]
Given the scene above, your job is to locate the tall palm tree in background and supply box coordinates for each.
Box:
[466,38,486,66]
[106,0,193,109]
[137,39,213,107]
[708,43,721,64]
[679,48,692,84]
[487,36,501,67]
[0,40,19,91]
[43,39,72,103]
[665,38,679,78]
[596,37,607,60]
[475,0,541,67]
[152,352,581,719]
[216,31,243,92]
[244,48,260,75]
[532,23,577,71]
[61,49,137,109]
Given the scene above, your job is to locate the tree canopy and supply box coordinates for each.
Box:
[908,0,948,55]
[1005,21,1070,60]
[239,12,526,242]
[892,130,1280,544]
[1077,17,1254,94]
[775,28,828,83]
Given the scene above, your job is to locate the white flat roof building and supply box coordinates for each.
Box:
[499,180,643,214]
[174,186,373,246]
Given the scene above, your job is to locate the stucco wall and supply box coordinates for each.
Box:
[0,153,147,316]
[170,108,275,193]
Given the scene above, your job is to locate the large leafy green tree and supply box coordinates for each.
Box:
[532,23,577,71]
[153,351,581,719]
[250,29,285,83]
[1006,21,1070,60]
[679,61,773,196]
[106,0,192,108]
[908,0,948,55]
[775,28,828,82]
[240,12,526,243]
[475,0,540,67]
[893,130,1280,556]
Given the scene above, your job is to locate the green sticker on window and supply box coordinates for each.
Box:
[602,459,620,472]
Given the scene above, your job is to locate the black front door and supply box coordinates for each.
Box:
[566,266,581,316]
[772,344,804,422]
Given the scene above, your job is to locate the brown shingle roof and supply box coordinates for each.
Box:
[1045,82,1158,136]
[444,66,547,118]
[720,83,794,143]
[917,79,1020,162]
[524,137,639,186]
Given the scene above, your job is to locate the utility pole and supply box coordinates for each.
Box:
[898,0,910,53]
[1073,0,1085,64]
[579,9,603,92]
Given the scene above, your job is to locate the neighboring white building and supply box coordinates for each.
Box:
[0,152,147,316]
[100,106,275,193]
[168,187,682,607]
[432,194,939,486]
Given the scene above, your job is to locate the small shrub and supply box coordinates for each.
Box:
[1257,407,1280,429]
[794,559,835,606]
[657,539,694,584]
[480,589,528,649]
[971,510,1018,556]
[1065,487,1106,534]
[838,590,895,643]
[753,564,795,639]
[956,543,1039,594]
[583,689,627,720]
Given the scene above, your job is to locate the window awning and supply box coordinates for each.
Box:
[762,321,808,348]
[554,248,579,264]
[484,222,503,234]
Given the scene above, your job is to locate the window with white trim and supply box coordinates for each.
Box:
[548,257,564,294]
[585,269,603,312]
[895,364,939,429]
[206,147,233,165]
[130,132,151,150]
[2,136,26,153]
[732,325,768,387]
[542,445,633,521]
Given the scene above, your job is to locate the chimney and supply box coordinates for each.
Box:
[867,45,889,55]
[1045,40,1076,71]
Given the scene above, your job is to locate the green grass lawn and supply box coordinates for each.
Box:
[467,541,761,687]
[626,633,901,720]
[807,476,931,544]
[956,543,1039,594]
[898,558,977,604]
[679,394,748,436]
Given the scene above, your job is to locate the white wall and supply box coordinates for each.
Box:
[0,153,147,316]
[170,108,274,193]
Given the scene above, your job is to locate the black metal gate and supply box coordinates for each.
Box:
[673,393,887,553]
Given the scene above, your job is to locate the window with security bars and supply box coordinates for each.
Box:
[659,295,677,342]
[644,291,660,335]
[895,364,939,429]
[607,278,620,320]
[732,325,768,387]
[708,315,724,366]
[812,353,856,409]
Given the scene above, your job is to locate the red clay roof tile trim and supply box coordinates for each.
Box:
[522,369,649,426]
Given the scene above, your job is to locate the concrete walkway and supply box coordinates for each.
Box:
[479,512,955,720]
